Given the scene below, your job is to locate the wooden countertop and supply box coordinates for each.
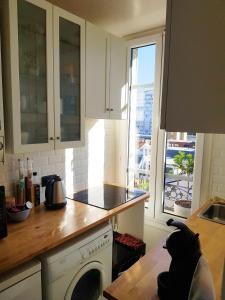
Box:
[104,200,225,300]
[0,192,149,276]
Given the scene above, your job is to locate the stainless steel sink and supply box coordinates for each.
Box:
[199,203,225,225]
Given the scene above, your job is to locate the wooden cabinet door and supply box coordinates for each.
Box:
[109,35,127,120]
[161,0,225,133]
[53,6,85,149]
[86,22,110,119]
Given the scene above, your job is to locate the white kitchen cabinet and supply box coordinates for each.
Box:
[109,34,128,120]
[160,0,225,133]
[0,0,85,153]
[86,22,127,120]
[53,6,85,149]
[0,260,42,300]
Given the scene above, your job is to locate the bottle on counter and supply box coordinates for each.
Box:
[16,159,25,206]
[32,172,40,206]
[25,157,33,204]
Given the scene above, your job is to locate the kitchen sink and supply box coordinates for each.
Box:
[199,203,225,225]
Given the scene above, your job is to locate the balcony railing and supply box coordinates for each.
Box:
[164,173,193,212]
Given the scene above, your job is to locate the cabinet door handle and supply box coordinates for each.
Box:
[56,137,60,140]
[106,108,110,112]
[0,141,3,150]
[110,108,114,111]
[49,137,54,141]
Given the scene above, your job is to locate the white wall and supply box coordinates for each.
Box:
[114,120,128,186]
[0,119,116,199]
[208,134,225,199]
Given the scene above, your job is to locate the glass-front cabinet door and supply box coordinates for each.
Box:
[1,0,84,153]
[53,7,85,149]
[11,0,54,152]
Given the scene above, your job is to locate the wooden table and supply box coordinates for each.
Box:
[0,193,149,276]
[104,200,225,300]
[104,240,170,300]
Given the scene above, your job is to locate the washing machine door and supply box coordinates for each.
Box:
[65,261,106,300]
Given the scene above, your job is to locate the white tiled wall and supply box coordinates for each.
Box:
[209,134,225,199]
[0,119,116,198]
[2,119,225,203]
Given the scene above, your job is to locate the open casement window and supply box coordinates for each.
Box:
[155,131,204,222]
[127,33,204,221]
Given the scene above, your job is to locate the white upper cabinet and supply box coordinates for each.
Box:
[53,7,85,149]
[0,0,85,153]
[1,0,54,153]
[109,35,127,120]
[161,0,225,133]
[86,22,127,120]
[85,21,109,119]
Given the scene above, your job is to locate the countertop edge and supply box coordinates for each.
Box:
[0,192,149,276]
[103,199,225,300]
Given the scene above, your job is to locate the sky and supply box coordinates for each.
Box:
[136,44,156,85]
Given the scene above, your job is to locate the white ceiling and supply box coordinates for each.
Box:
[48,0,167,37]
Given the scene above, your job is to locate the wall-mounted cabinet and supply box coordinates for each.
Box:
[86,21,127,120]
[0,0,85,153]
[161,0,225,133]
[53,6,85,149]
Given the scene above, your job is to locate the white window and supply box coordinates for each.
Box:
[127,33,204,222]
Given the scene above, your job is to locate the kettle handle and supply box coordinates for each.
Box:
[45,177,56,200]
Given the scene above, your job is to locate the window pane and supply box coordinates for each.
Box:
[163,132,196,218]
[127,44,156,192]
[131,45,156,85]
[18,0,48,144]
[59,17,81,142]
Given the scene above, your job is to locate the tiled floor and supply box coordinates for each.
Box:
[144,222,169,252]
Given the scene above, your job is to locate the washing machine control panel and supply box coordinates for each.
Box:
[79,230,112,261]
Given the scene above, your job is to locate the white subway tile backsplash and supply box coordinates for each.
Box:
[219,167,225,176]
[210,134,225,199]
[212,175,225,185]
[48,155,64,165]
[33,157,49,168]
[0,120,116,197]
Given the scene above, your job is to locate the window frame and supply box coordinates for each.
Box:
[126,33,205,223]
[154,130,204,222]
[126,33,163,218]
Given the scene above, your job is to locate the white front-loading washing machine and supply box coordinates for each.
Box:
[40,222,113,300]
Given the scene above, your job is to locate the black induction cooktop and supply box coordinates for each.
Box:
[68,184,146,210]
